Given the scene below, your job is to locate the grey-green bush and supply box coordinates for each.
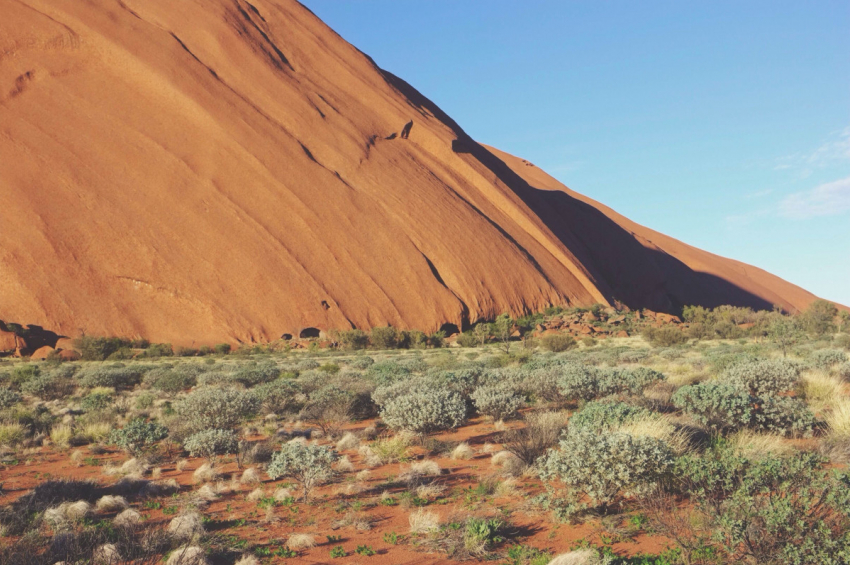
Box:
[109,418,168,456]
[380,388,466,434]
[0,387,21,409]
[672,382,756,432]
[470,384,524,421]
[539,430,674,507]
[253,379,303,413]
[569,401,652,432]
[144,368,198,393]
[754,396,817,437]
[267,442,338,500]
[77,366,146,390]
[809,349,848,370]
[724,359,799,396]
[183,429,238,462]
[173,388,259,436]
[20,371,76,400]
[597,367,665,396]
[556,363,602,402]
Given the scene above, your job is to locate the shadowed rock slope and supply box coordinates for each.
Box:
[0,0,823,344]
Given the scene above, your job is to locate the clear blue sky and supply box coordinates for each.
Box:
[302,1,850,307]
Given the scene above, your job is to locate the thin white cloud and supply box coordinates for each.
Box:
[779,175,850,219]
[774,126,850,174]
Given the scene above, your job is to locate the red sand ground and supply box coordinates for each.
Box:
[0,417,675,563]
[0,0,827,346]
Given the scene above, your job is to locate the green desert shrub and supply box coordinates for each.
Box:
[456,332,479,348]
[380,388,466,434]
[183,429,238,463]
[370,326,400,349]
[835,334,850,350]
[569,401,652,432]
[337,329,368,350]
[143,367,197,393]
[20,370,76,400]
[347,356,374,370]
[675,448,850,564]
[754,396,817,437]
[724,358,799,396]
[173,388,259,436]
[6,364,41,389]
[73,336,133,361]
[365,362,412,387]
[470,383,524,421]
[231,362,280,387]
[109,418,168,456]
[0,387,22,409]
[838,362,850,381]
[641,326,688,347]
[298,385,356,437]
[77,366,146,390]
[809,349,848,370]
[672,382,756,433]
[267,442,338,501]
[80,391,113,413]
[556,363,602,402]
[539,430,674,508]
[597,367,665,396]
[541,334,577,353]
[253,378,303,413]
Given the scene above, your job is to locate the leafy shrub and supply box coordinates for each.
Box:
[809,349,848,370]
[470,384,524,421]
[569,401,652,432]
[456,332,479,348]
[73,336,133,361]
[597,367,665,396]
[838,362,850,381]
[20,371,76,400]
[540,430,674,508]
[253,379,303,413]
[347,356,374,370]
[214,343,232,355]
[366,362,412,387]
[173,388,259,436]
[144,367,197,393]
[724,359,799,396]
[267,443,338,500]
[109,418,168,456]
[0,387,22,409]
[183,429,238,463]
[754,396,817,437]
[298,386,355,437]
[835,334,850,350]
[672,382,755,432]
[6,364,40,388]
[141,343,173,358]
[370,326,400,349]
[231,362,280,387]
[642,326,688,347]
[541,334,577,353]
[675,448,850,563]
[380,388,466,434]
[80,392,113,413]
[556,363,602,402]
[337,329,368,350]
[77,366,146,390]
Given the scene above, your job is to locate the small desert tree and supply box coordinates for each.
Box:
[492,313,514,354]
[472,323,490,346]
[767,310,801,357]
[267,443,338,501]
[799,299,838,337]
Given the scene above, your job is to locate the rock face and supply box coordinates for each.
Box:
[0,0,831,345]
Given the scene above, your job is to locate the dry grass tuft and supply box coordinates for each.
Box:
[612,415,694,455]
[166,546,209,565]
[335,455,355,472]
[826,399,850,439]
[168,512,205,542]
[96,495,129,513]
[408,508,440,534]
[728,430,793,458]
[450,442,475,460]
[286,533,316,550]
[192,463,219,484]
[547,549,606,565]
[801,370,844,412]
[336,432,360,451]
[113,508,142,528]
[240,467,261,485]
